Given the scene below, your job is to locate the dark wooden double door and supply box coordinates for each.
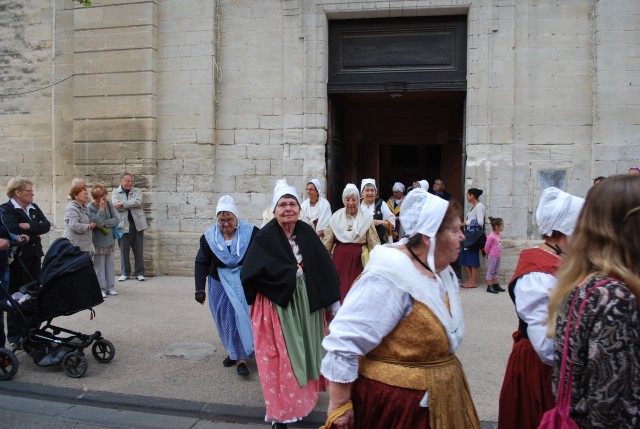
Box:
[327,16,467,208]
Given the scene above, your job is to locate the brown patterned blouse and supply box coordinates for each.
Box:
[553,275,640,428]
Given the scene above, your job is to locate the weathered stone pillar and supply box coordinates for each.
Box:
[72,0,158,274]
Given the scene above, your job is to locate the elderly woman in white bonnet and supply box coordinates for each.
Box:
[321,189,480,429]
[498,187,584,429]
[360,178,396,244]
[410,179,429,192]
[194,195,259,377]
[241,179,340,429]
[300,178,332,238]
[386,181,405,241]
[323,183,380,302]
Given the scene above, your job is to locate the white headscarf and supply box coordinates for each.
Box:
[212,195,241,255]
[392,182,405,193]
[418,180,429,190]
[360,178,376,194]
[272,179,299,210]
[400,188,449,274]
[536,187,584,237]
[216,195,238,218]
[308,179,322,195]
[342,183,359,203]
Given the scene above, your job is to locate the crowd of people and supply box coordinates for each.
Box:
[0,173,147,349]
[1,169,639,429]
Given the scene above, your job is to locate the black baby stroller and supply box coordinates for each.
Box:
[0,238,115,380]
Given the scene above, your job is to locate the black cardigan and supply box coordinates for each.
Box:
[240,219,340,312]
[0,201,51,260]
[194,226,259,291]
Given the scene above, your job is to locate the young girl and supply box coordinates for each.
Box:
[484,217,505,294]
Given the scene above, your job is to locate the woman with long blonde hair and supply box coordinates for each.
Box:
[548,175,640,428]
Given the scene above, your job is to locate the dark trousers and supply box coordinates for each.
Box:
[7,256,41,344]
[0,269,9,347]
[119,221,145,277]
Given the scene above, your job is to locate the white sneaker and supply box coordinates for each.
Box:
[118,275,128,282]
[107,290,118,296]
[101,291,107,298]
[137,275,146,281]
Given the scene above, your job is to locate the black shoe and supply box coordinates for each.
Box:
[272,423,288,429]
[223,355,237,367]
[237,362,249,376]
[494,283,506,292]
[486,285,499,294]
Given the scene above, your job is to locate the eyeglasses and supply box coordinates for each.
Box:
[276,202,299,210]
[218,218,235,226]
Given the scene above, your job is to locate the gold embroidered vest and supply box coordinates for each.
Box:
[359,301,480,429]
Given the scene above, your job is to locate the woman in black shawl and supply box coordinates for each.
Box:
[241,179,340,429]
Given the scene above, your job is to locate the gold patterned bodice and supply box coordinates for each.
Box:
[359,300,450,389]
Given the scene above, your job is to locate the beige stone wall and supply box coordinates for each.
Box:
[0,0,56,220]
[1,0,639,280]
[155,0,216,274]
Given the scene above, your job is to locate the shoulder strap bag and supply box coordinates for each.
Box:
[537,277,613,429]
[462,208,486,250]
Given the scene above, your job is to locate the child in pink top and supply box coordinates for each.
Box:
[484,217,504,294]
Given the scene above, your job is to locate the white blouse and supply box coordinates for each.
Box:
[360,200,396,227]
[321,271,414,383]
[514,271,556,365]
[300,197,332,233]
[321,245,462,384]
[466,202,485,228]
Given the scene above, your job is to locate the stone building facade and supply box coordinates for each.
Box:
[1,0,638,278]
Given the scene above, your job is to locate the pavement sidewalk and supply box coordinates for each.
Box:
[1,275,517,428]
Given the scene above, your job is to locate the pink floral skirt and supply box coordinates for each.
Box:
[251,293,323,423]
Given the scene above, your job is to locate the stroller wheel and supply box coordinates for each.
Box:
[91,339,115,363]
[0,348,19,381]
[62,352,88,378]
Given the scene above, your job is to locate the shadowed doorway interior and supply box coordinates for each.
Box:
[328,91,465,207]
[326,16,467,210]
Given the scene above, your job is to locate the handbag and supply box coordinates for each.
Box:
[537,278,612,429]
[463,229,486,250]
[112,218,125,239]
[462,217,486,250]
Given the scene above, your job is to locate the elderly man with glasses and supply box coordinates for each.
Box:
[112,173,148,282]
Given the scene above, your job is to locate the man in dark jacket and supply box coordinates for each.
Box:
[432,178,453,201]
[0,177,50,346]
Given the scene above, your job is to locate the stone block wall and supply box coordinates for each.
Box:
[0,0,56,218]
[1,0,639,280]
[155,0,216,274]
[592,1,640,175]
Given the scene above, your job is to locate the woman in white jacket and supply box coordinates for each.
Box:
[63,185,96,255]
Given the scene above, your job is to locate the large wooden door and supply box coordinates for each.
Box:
[327,99,345,210]
[327,16,467,202]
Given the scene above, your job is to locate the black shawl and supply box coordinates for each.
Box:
[240,219,340,312]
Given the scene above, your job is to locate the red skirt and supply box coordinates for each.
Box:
[352,376,429,429]
[498,331,554,429]
[332,242,363,302]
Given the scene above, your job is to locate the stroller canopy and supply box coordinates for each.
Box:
[36,238,103,320]
[40,238,93,286]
